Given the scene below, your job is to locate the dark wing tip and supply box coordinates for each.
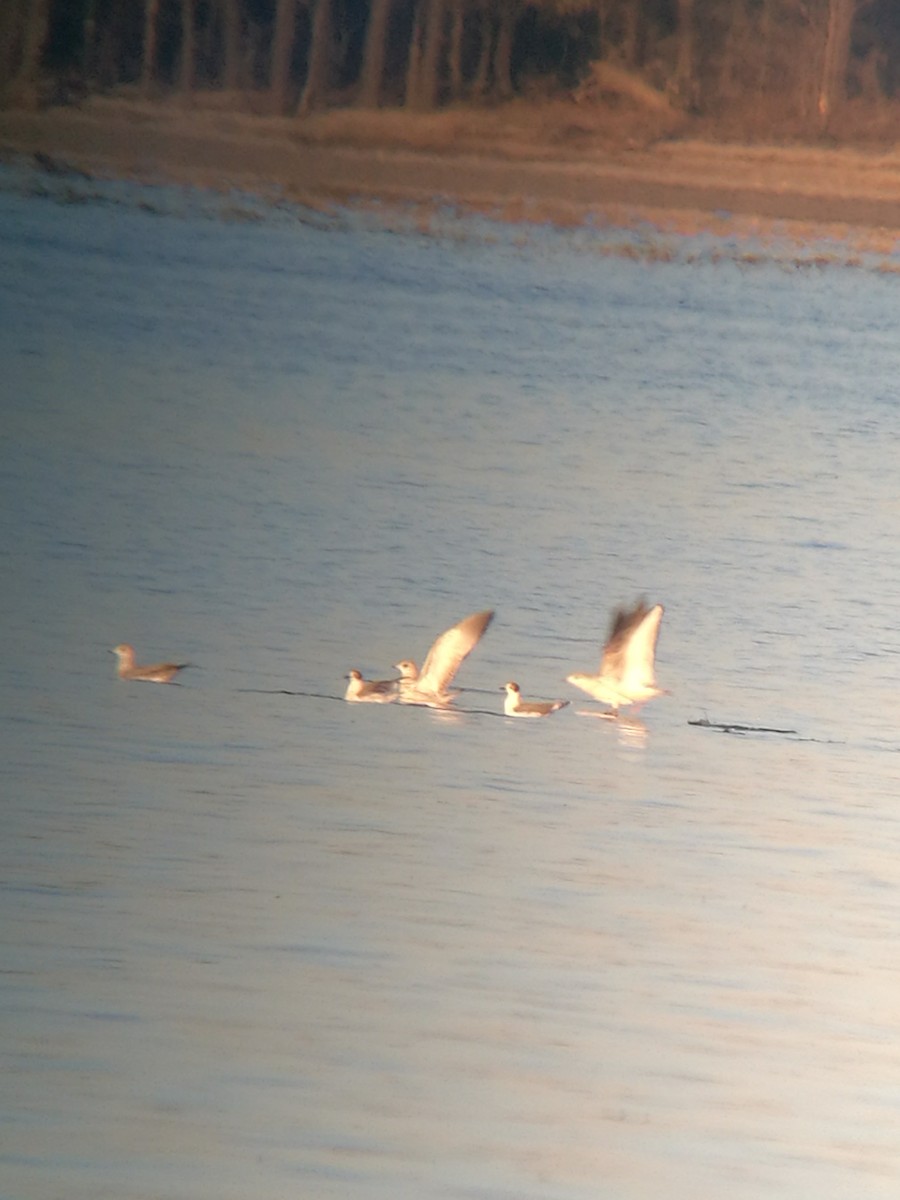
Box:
[606,598,648,641]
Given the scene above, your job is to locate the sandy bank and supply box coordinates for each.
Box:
[3,98,900,247]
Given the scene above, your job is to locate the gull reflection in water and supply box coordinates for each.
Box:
[575,709,649,747]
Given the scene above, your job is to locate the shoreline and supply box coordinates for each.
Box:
[4,98,900,252]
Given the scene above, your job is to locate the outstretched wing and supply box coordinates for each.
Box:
[619,603,663,692]
[418,609,494,695]
[600,601,661,687]
[600,601,647,677]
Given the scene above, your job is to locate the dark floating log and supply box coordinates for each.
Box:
[689,717,799,736]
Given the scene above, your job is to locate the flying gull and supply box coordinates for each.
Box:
[566,600,666,715]
[501,681,569,718]
[344,669,399,704]
[111,643,192,684]
[393,609,494,707]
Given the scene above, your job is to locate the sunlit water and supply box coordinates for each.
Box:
[3,165,900,1200]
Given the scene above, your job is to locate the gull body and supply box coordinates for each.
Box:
[393,609,494,707]
[502,681,569,718]
[344,669,399,703]
[567,601,666,715]
[111,643,191,684]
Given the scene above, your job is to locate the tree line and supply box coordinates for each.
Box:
[2,1,899,136]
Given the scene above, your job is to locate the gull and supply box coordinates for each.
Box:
[111,643,191,684]
[393,609,494,707]
[344,669,399,704]
[566,600,666,716]
[501,681,569,718]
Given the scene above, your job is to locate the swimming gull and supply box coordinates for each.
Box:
[344,669,399,703]
[566,600,666,715]
[111,643,191,684]
[393,609,494,707]
[501,681,569,718]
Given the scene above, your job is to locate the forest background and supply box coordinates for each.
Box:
[3,0,899,146]
[6,1,900,246]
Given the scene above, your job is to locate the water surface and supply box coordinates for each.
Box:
[3,167,900,1199]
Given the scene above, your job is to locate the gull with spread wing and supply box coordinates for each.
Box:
[566,600,667,716]
[393,609,494,707]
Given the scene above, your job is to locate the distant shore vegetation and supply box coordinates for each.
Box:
[4,1,900,145]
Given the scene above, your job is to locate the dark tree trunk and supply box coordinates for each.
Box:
[471,5,493,99]
[493,2,516,99]
[180,0,196,97]
[81,0,98,86]
[757,0,776,94]
[220,0,243,90]
[716,0,747,110]
[299,0,332,113]
[674,0,695,108]
[595,0,611,53]
[10,0,51,97]
[270,0,297,114]
[447,0,464,99]
[20,0,50,77]
[404,3,424,107]
[818,0,857,130]
[0,0,21,99]
[92,0,120,87]
[620,0,639,69]
[358,0,393,107]
[417,0,446,110]
[142,0,161,96]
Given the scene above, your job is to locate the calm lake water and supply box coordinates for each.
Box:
[3,163,900,1200]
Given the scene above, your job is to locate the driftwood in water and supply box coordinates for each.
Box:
[689,717,798,736]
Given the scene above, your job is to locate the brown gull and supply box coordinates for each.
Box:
[111,643,191,684]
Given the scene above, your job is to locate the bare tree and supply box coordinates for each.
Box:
[493,0,519,98]
[446,0,466,99]
[405,2,424,106]
[14,0,51,93]
[619,0,640,69]
[407,0,447,109]
[142,0,161,95]
[271,0,298,114]
[220,0,243,91]
[757,0,778,95]
[470,2,493,98]
[673,0,695,108]
[0,2,21,98]
[358,0,394,107]
[0,0,62,104]
[80,0,98,87]
[180,0,197,97]
[465,0,523,100]
[589,0,638,62]
[299,0,333,113]
[818,0,860,129]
